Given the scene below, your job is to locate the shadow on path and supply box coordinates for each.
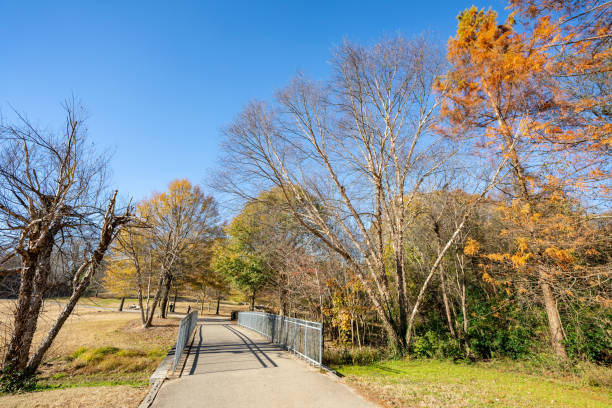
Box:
[180,321,281,376]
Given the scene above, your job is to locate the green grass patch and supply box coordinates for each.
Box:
[63,346,160,375]
[34,378,148,392]
[335,359,612,408]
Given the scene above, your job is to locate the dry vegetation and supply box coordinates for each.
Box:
[0,297,183,407]
[0,385,148,408]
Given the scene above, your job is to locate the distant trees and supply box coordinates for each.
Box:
[0,101,131,386]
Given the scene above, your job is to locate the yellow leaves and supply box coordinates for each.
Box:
[516,237,528,253]
[464,238,480,256]
[543,247,575,264]
[482,271,495,284]
[487,253,508,263]
[510,253,530,268]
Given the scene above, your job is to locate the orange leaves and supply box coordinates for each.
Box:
[543,247,575,264]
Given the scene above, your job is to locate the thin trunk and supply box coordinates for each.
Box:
[250,293,255,311]
[540,275,568,360]
[143,273,165,328]
[134,263,146,324]
[439,265,456,338]
[215,296,221,315]
[279,271,289,316]
[457,253,471,356]
[118,297,125,312]
[26,276,89,374]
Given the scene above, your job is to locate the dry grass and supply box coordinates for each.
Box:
[0,298,183,407]
[0,385,148,408]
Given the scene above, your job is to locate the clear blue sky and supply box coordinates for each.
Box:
[1,0,506,205]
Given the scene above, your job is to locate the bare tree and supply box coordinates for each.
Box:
[218,36,512,351]
[0,101,131,383]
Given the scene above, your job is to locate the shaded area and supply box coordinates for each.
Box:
[179,317,281,376]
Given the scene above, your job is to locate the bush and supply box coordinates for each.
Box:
[0,365,37,393]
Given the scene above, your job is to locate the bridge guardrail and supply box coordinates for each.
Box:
[172,310,198,372]
[238,311,322,365]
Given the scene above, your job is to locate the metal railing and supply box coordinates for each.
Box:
[238,311,322,365]
[172,310,198,372]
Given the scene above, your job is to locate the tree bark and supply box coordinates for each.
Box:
[539,275,568,360]
[439,266,456,338]
[158,274,172,318]
[118,297,125,312]
[25,192,130,375]
[3,241,53,371]
[143,273,165,328]
[216,296,221,315]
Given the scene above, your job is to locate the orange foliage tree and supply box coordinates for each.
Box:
[441,5,611,359]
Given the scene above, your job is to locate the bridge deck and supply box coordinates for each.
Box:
[151,316,375,408]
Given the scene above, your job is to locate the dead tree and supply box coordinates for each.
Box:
[0,100,131,381]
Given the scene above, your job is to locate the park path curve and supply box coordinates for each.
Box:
[151,316,376,408]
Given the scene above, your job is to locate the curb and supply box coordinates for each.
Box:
[149,351,174,384]
[138,379,165,408]
[320,364,343,378]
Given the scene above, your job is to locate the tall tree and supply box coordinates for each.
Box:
[219,36,511,351]
[138,179,220,327]
[441,5,610,358]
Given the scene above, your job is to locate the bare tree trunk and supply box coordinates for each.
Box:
[118,297,125,312]
[171,286,178,314]
[134,263,146,323]
[279,271,289,316]
[144,273,165,328]
[159,274,172,318]
[3,242,53,371]
[539,275,568,360]
[250,292,255,311]
[439,266,456,338]
[456,253,471,356]
[145,269,151,319]
[216,296,221,315]
[25,192,130,375]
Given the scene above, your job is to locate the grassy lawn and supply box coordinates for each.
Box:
[0,298,182,407]
[335,359,612,408]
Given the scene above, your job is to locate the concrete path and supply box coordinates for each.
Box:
[151,317,376,408]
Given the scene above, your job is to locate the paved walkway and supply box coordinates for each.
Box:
[151,317,375,408]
